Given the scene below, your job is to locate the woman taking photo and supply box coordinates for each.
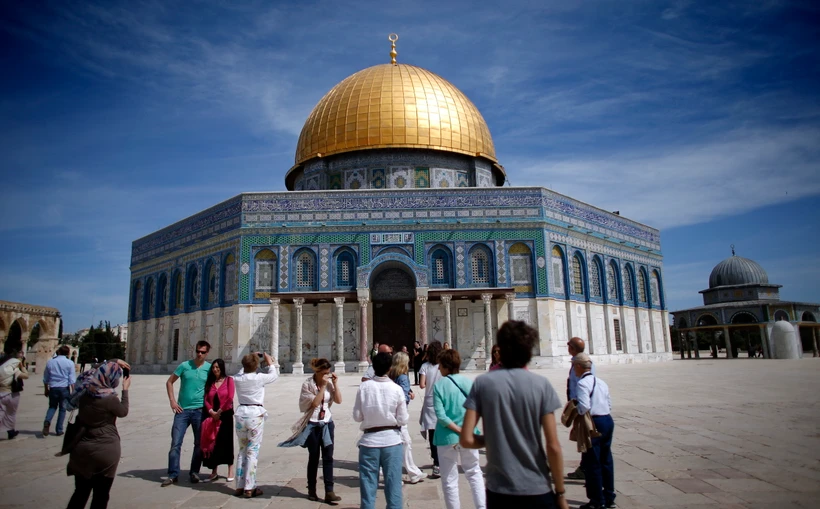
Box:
[0,349,28,439]
[279,358,342,504]
[66,359,130,509]
[232,351,278,498]
[418,340,443,479]
[433,349,486,509]
[388,352,426,484]
[202,358,235,482]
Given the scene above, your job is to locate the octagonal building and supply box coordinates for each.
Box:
[127,51,672,374]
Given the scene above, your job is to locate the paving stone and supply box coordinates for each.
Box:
[0,358,818,509]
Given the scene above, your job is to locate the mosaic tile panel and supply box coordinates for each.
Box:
[319,244,330,289]
[239,234,370,301]
[455,242,466,286]
[456,171,470,187]
[327,172,342,190]
[388,167,412,189]
[432,168,455,188]
[414,167,430,188]
[371,168,386,189]
[495,240,507,284]
[345,169,367,190]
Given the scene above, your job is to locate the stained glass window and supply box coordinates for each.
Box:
[470,247,490,285]
[571,255,584,295]
[431,249,450,285]
[651,271,661,307]
[337,251,354,287]
[224,253,237,302]
[607,262,618,301]
[296,251,315,288]
[622,265,634,301]
[590,259,602,298]
[637,269,648,303]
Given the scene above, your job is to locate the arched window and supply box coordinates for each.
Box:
[637,269,648,303]
[223,253,237,303]
[131,281,142,321]
[509,243,533,291]
[145,278,156,319]
[607,262,619,301]
[336,250,355,288]
[158,273,169,314]
[205,261,217,305]
[550,246,565,295]
[469,245,492,286]
[590,258,603,298]
[774,310,789,321]
[295,250,316,289]
[255,249,277,291]
[571,255,584,295]
[430,248,451,286]
[173,272,183,312]
[651,270,662,307]
[622,265,634,302]
[187,266,200,309]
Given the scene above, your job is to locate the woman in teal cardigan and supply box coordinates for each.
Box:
[433,349,486,509]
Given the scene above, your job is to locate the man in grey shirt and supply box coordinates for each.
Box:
[460,321,568,509]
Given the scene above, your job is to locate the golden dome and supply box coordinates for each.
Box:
[294,63,497,166]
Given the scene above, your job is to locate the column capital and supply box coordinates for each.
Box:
[333,297,345,307]
[504,292,516,303]
[416,295,428,305]
[293,297,305,308]
[359,297,370,307]
[481,293,493,304]
[440,294,452,305]
[269,298,281,306]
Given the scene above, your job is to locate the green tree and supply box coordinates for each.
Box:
[78,321,124,365]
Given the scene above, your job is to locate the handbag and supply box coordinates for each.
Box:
[56,411,85,457]
[11,374,23,393]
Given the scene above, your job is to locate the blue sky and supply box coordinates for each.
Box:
[1,1,818,332]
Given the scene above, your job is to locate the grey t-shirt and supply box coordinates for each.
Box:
[464,368,562,495]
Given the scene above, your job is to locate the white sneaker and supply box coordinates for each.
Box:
[406,472,427,484]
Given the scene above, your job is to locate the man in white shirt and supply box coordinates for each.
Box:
[353,352,408,509]
[567,337,595,480]
[573,353,615,509]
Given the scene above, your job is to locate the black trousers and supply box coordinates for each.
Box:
[427,428,439,467]
[67,475,115,509]
[306,421,335,492]
[486,490,558,509]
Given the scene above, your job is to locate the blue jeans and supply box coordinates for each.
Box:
[582,414,615,507]
[168,408,203,479]
[44,386,71,434]
[359,444,403,509]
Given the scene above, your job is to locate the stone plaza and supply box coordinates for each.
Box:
[2,358,819,508]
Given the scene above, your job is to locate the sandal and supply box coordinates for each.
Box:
[243,487,263,498]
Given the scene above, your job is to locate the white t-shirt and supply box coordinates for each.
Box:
[309,386,333,423]
[419,362,441,430]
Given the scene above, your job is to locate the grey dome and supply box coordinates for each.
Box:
[708,255,768,288]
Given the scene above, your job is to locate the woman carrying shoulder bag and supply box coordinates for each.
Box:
[0,349,29,439]
[65,359,130,509]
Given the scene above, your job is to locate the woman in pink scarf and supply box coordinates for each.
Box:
[201,359,235,482]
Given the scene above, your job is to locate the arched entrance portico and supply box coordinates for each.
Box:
[370,262,417,354]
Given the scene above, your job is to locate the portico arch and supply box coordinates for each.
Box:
[0,300,62,372]
[369,260,418,353]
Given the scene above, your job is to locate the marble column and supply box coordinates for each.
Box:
[441,295,453,346]
[505,293,516,321]
[759,324,770,359]
[481,293,493,369]
[269,298,280,369]
[358,297,370,373]
[722,326,732,359]
[334,297,346,373]
[293,298,305,374]
[417,295,429,346]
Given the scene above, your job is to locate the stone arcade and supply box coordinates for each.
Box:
[127,41,673,374]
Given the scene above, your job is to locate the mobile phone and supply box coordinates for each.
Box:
[122,367,130,379]
[257,353,264,358]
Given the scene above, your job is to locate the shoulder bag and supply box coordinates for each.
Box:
[56,411,85,457]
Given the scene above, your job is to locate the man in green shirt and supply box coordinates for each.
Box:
[162,340,212,487]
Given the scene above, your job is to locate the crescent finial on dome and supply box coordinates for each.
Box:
[389,33,398,64]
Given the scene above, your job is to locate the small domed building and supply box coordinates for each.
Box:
[671,248,819,359]
[126,41,674,373]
